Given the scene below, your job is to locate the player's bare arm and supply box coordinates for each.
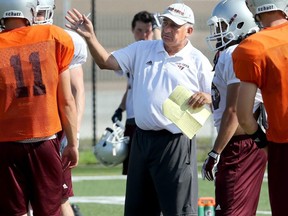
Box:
[70,65,85,134]
[65,8,120,71]
[213,83,241,153]
[237,81,259,134]
[57,69,79,168]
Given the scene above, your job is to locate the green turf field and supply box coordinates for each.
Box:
[71,148,271,216]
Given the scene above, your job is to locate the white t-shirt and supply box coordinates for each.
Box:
[212,45,263,131]
[65,29,88,69]
[113,40,214,133]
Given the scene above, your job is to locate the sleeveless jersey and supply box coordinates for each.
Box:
[0,25,74,141]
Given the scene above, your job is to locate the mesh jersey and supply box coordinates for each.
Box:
[232,22,288,143]
[0,25,74,142]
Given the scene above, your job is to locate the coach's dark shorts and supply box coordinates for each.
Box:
[124,127,198,216]
[0,139,62,216]
[215,135,267,216]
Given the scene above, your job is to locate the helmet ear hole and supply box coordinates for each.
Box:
[237,22,244,29]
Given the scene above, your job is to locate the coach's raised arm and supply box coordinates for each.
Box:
[65,8,120,71]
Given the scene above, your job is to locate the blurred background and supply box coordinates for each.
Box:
[53,0,218,146]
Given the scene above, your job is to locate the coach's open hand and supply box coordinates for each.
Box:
[65,8,94,40]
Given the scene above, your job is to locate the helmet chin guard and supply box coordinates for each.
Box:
[94,121,129,167]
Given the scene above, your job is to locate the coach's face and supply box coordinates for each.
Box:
[161,18,193,54]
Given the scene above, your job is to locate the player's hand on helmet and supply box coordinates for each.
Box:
[152,13,161,30]
[202,150,220,181]
[111,108,123,123]
[65,8,94,40]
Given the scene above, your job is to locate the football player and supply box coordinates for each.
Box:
[0,0,78,215]
[233,0,288,214]
[202,0,267,215]
[34,1,87,216]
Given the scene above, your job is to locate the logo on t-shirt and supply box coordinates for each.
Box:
[176,62,189,70]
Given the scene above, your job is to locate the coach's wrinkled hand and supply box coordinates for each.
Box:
[188,92,212,109]
[202,150,220,181]
[65,8,94,40]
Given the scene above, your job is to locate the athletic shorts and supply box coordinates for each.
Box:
[0,139,62,216]
[57,130,74,199]
[215,135,267,216]
[267,142,288,216]
[124,127,198,216]
[122,118,137,175]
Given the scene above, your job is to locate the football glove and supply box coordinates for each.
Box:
[202,150,220,181]
[152,13,161,30]
[111,108,123,123]
[251,124,267,148]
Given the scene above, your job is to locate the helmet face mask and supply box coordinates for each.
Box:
[34,0,55,25]
[206,0,259,51]
[94,122,130,167]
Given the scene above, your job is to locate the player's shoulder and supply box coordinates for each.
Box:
[233,35,262,60]
[34,24,71,39]
[64,29,86,45]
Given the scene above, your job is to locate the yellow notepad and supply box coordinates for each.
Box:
[162,85,211,139]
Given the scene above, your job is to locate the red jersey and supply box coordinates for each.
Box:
[232,22,288,143]
[0,25,74,141]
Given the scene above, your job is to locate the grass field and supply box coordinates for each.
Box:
[70,147,271,216]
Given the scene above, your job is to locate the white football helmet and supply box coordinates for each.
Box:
[206,0,259,51]
[0,0,37,27]
[246,0,288,17]
[34,0,55,24]
[94,121,129,167]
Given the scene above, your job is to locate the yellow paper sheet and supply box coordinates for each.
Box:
[162,85,211,139]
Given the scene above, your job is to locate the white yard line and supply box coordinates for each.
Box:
[71,175,271,215]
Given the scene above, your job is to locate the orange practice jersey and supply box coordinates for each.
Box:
[0,25,74,142]
[232,22,288,143]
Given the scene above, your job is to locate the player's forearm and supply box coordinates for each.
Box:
[75,90,85,132]
[213,108,239,153]
[59,98,78,148]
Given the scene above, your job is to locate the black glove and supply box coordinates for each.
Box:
[202,150,220,181]
[111,108,123,123]
[152,13,161,30]
[251,124,267,148]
